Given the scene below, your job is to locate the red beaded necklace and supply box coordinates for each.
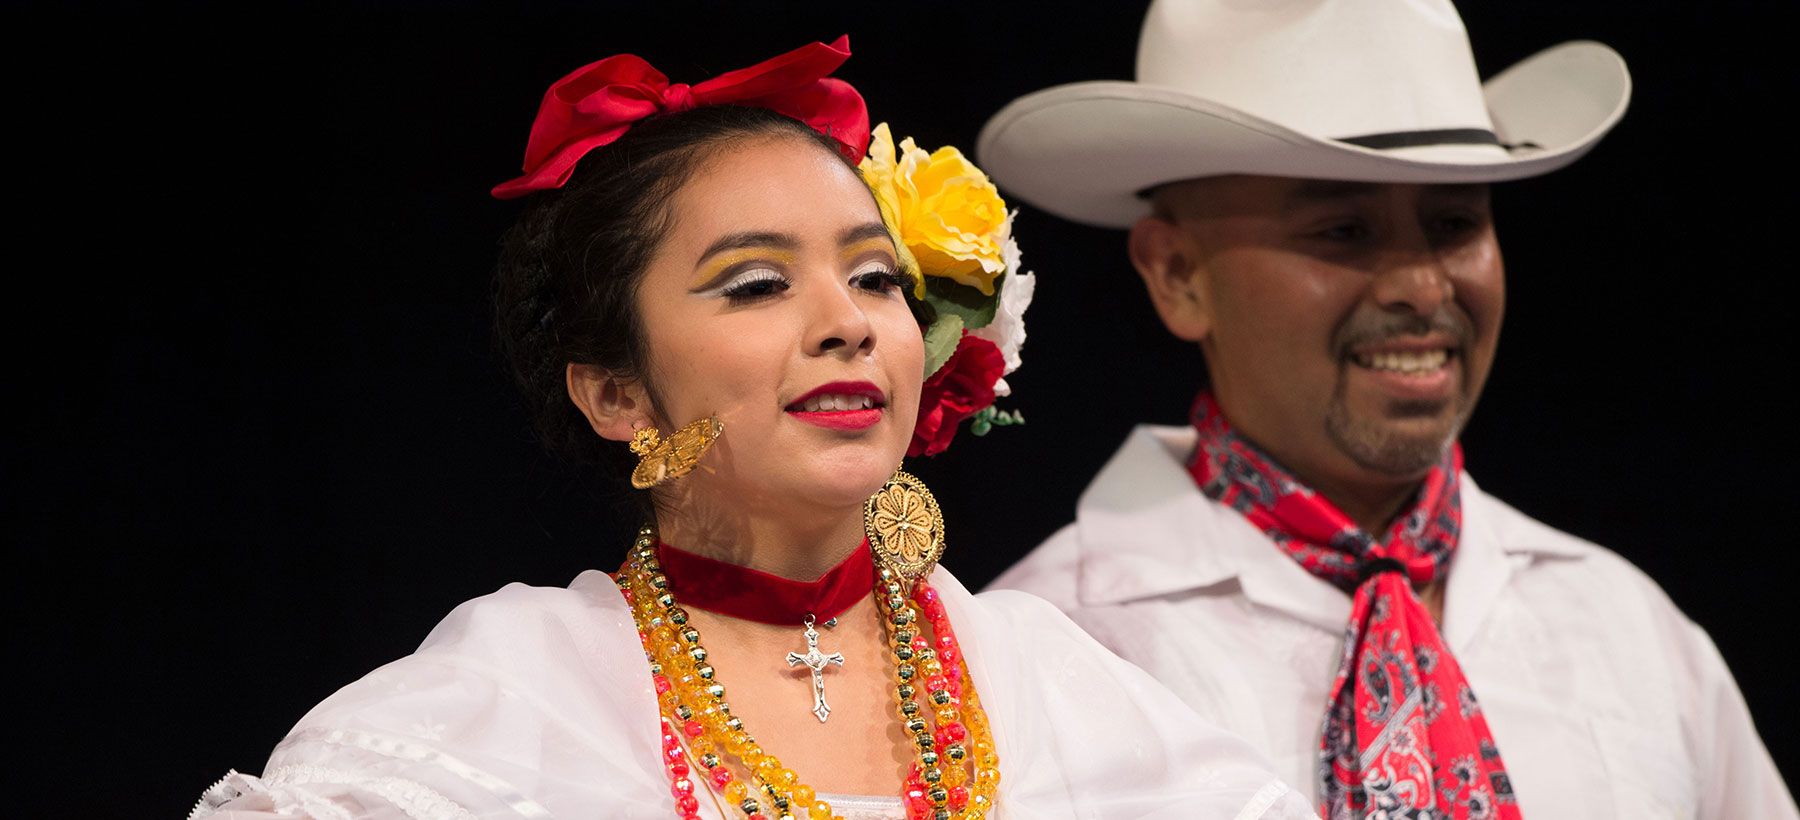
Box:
[618,527,1000,820]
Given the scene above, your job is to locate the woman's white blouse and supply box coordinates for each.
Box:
[193,567,1317,820]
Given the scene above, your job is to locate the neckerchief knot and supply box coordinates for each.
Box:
[1185,391,1520,820]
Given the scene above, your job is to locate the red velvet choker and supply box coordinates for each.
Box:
[655,540,875,625]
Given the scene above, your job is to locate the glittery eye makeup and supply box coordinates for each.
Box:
[690,247,796,291]
[717,267,791,304]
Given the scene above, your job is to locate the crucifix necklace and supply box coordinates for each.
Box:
[785,614,844,723]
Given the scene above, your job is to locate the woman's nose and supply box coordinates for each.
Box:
[806,278,875,356]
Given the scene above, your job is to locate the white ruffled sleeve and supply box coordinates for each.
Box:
[190,572,681,820]
[943,571,1317,819]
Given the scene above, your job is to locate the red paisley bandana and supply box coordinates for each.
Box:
[1186,393,1519,820]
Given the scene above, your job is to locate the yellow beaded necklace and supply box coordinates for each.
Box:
[618,524,1000,820]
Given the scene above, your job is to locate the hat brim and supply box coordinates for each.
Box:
[977,41,1631,229]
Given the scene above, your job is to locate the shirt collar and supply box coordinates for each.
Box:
[1072,425,1590,635]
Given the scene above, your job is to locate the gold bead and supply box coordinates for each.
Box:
[808,802,832,820]
[724,781,748,803]
[791,785,816,808]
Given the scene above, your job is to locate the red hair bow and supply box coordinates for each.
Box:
[492,36,869,199]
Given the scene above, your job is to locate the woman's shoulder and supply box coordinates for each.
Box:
[411,569,634,661]
[932,567,1314,819]
[293,569,647,734]
[203,570,670,820]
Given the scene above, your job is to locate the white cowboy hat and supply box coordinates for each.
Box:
[977,0,1632,229]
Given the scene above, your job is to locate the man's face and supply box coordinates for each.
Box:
[1137,176,1504,493]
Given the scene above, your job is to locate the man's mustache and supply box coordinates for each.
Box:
[1333,310,1471,356]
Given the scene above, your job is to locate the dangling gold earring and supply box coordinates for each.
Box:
[864,469,945,582]
[629,415,723,489]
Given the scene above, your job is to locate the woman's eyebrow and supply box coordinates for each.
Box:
[838,222,894,247]
[695,231,799,268]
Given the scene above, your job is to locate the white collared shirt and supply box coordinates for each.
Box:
[991,425,1796,820]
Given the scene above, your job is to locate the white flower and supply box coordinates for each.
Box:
[973,211,1034,396]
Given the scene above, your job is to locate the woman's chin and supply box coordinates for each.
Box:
[778,449,905,510]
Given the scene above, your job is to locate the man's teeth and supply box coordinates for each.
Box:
[797,394,876,412]
[1354,349,1449,374]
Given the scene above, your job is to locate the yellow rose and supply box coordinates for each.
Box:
[860,123,1008,296]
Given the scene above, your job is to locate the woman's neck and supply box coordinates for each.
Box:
[655,494,866,581]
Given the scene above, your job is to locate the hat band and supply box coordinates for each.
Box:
[1335,128,1502,150]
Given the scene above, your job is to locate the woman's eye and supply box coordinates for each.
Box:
[720,268,790,303]
[850,263,913,294]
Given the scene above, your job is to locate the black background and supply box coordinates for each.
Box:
[10,2,1793,816]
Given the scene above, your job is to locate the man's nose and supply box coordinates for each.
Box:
[1370,241,1455,316]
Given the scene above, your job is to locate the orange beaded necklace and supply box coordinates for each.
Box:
[618,522,1000,820]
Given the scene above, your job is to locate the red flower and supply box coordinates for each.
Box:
[909,335,1005,457]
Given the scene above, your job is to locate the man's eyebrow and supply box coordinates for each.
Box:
[1289,180,1383,202]
[1426,183,1491,200]
[696,231,800,267]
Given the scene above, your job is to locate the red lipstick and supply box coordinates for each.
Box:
[785,381,886,431]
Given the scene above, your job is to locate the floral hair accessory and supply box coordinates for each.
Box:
[492,37,870,199]
[860,124,1035,457]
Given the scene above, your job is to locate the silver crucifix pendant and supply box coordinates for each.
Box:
[785,614,844,723]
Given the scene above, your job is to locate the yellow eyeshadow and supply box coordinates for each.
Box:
[840,237,895,261]
[691,248,795,288]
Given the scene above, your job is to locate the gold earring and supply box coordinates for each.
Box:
[629,415,724,489]
[864,470,945,582]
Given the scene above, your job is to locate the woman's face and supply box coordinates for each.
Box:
[634,134,923,511]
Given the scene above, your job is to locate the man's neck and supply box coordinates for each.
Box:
[1308,473,1423,536]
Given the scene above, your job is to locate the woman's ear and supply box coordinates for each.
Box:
[1128,215,1213,343]
[566,364,653,442]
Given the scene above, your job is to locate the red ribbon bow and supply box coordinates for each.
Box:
[492,36,869,199]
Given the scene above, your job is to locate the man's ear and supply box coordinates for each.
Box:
[1128,215,1212,343]
[567,363,654,442]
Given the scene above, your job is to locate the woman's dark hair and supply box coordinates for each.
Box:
[494,105,858,516]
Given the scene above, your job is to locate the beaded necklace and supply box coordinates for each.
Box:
[617,525,1000,820]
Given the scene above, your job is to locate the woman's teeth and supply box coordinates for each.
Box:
[795,394,876,412]
[1353,349,1449,374]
